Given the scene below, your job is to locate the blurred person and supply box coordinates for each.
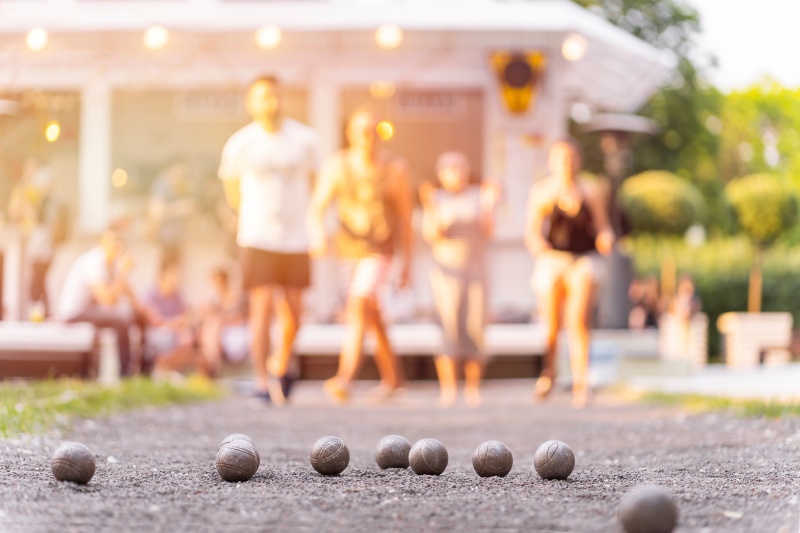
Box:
[668,275,702,353]
[420,152,499,408]
[138,260,207,379]
[671,275,701,321]
[219,75,321,404]
[55,230,140,377]
[7,160,69,317]
[628,276,660,330]
[309,108,413,403]
[199,267,250,377]
[147,160,194,263]
[525,140,614,409]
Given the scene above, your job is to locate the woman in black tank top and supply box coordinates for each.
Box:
[525,140,615,409]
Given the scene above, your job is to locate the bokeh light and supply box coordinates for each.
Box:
[375,24,403,50]
[562,33,588,62]
[369,81,396,99]
[111,168,128,188]
[26,28,48,52]
[255,25,282,50]
[45,121,60,142]
[376,121,394,140]
[144,25,169,50]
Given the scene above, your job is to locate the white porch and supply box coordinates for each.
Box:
[0,0,671,321]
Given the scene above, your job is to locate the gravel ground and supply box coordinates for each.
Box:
[1,380,799,533]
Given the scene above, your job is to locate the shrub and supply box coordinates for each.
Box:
[619,171,706,235]
[725,173,798,246]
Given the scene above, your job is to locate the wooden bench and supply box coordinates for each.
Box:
[0,322,96,379]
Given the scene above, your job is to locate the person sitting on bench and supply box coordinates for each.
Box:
[55,229,140,377]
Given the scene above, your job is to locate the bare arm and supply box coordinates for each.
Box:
[221,179,241,213]
[391,160,414,287]
[584,181,615,256]
[479,181,501,238]
[524,181,552,256]
[419,182,440,244]
[307,155,342,257]
[89,255,133,306]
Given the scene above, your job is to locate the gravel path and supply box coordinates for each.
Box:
[1,380,799,533]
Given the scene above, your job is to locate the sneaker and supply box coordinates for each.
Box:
[252,389,272,404]
[280,373,298,401]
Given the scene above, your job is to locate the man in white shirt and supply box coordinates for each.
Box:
[56,230,138,377]
[219,75,321,404]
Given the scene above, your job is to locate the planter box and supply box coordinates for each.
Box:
[717,312,793,369]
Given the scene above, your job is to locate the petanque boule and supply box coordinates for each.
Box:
[216,438,260,482]
[51,441,96,485]
[618,485,679,533]
[310,436,350,476]
[409,438,448,476]
[220,433,259,463]
[220,433,254,446]
[472,440,513,477]
[533,439,575,480]
[375,435,411,469]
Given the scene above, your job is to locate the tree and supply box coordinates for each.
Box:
[717,82,800,187]
[725,173,799,312]
[570,0,727,228]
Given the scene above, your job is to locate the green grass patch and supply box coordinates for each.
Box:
[641,391,800,418]
[0,376,224,438]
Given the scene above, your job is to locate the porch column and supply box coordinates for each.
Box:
[78,79,112,234]
[307,72,341,322]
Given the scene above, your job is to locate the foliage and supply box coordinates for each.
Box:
[725,173,798,246]
[570,0,721,186]
[0,376,222,437]
[625,235,800,356]
[619,171,705,235]
[716,82,800,186]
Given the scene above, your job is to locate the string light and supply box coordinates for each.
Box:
[45,121,60,142]
[562,33,588,62]
[255,25,282,50]
[144,25,169,50]
[376,121,394,141]
[111,168,128,188]
[26,28,48,52]
[375,24,403,50]
[369,81,396,99]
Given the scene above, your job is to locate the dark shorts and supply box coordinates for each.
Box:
[240,248,311,290]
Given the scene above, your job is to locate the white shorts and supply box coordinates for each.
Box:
[531,250,606,294]
[343,255,393,299]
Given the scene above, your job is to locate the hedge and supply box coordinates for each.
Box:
[624,236,800,358]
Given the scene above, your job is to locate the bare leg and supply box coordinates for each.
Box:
[564,266,596,409]
[248,286,274,393]
[434,356,458,408]
[366,298,405,390]
[535,280,563,399]
[269,287,303,378]
[463,359,483,408]
[324,296,369,402]
[200,315,223,378]
[154,343,199,375]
